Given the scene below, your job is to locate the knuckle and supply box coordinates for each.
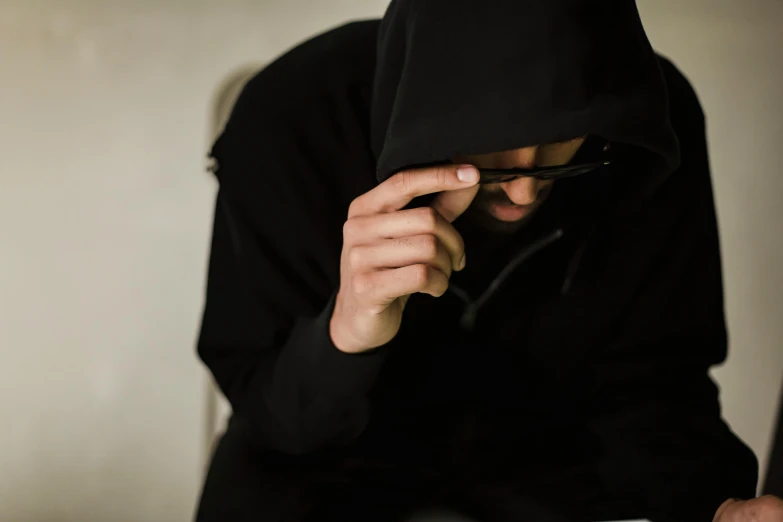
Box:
[391,170,414,195]
[419,234,439,259]
[456,236,465,256]
[416,206,439,230]
[434,166,450,186]
[427,269,448,296]
[351,273,372,297]
[442,262,453,279]
[347,198,363,218]
[346,247,365,269]
[434,278,449,297]
[450,231,466,259]
[410,264,430,288]
[393,237,414,250]
[342,219,357,240]
[454,229,465,251]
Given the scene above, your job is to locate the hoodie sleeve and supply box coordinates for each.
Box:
[197,63,386,455]
[586,59,758,522]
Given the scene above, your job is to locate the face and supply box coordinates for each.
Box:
[453,137,585,232]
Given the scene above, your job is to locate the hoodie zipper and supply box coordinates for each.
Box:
[448,228,565,330]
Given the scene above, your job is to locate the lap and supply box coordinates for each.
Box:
[195,418,630,522]
[195,418,432,522]
[195,419,306,521]
[405,509,480,522]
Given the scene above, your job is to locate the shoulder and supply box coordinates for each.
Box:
[227,20,380,128]
[656,54,705,129]
[655,54,712,191]
[651,55,715,220]
[211,20,381,205]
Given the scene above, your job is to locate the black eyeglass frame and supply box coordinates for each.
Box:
[476,138,613,184]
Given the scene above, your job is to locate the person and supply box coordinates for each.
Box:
[194,1,780,521]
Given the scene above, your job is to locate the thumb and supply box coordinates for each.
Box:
[430,183,480,223]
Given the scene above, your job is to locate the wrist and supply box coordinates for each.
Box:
[329,299,367,354]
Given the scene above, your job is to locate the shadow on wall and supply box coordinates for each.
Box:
[201,64,262,468]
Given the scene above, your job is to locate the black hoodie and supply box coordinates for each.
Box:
[197,3,757,521]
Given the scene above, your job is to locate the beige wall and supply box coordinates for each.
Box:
[0,1,780,521]
[0,2,389,521]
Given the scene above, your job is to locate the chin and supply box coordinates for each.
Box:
[466,207,536,234]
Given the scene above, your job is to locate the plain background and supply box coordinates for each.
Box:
[0,0,781,520]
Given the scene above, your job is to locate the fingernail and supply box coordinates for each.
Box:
[457,166,478,183]
[458,254,466,271]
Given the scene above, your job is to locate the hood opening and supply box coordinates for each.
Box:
[370,0,680,196]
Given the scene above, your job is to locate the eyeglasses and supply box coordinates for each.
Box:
[477,138,613,184]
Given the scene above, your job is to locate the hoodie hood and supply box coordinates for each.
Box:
[370,0,680,187]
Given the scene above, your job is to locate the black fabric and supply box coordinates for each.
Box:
[196,6,757,522]
[371,0,679,183]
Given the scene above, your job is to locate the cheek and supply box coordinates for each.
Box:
[475,185,504,200]
[538,140,583,166]
[471,186,509,209]
[479,186,502,196]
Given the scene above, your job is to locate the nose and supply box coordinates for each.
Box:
[500,177,543,206]
[497,145,542,206]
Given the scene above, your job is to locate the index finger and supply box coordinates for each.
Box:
[348,164,479,218]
